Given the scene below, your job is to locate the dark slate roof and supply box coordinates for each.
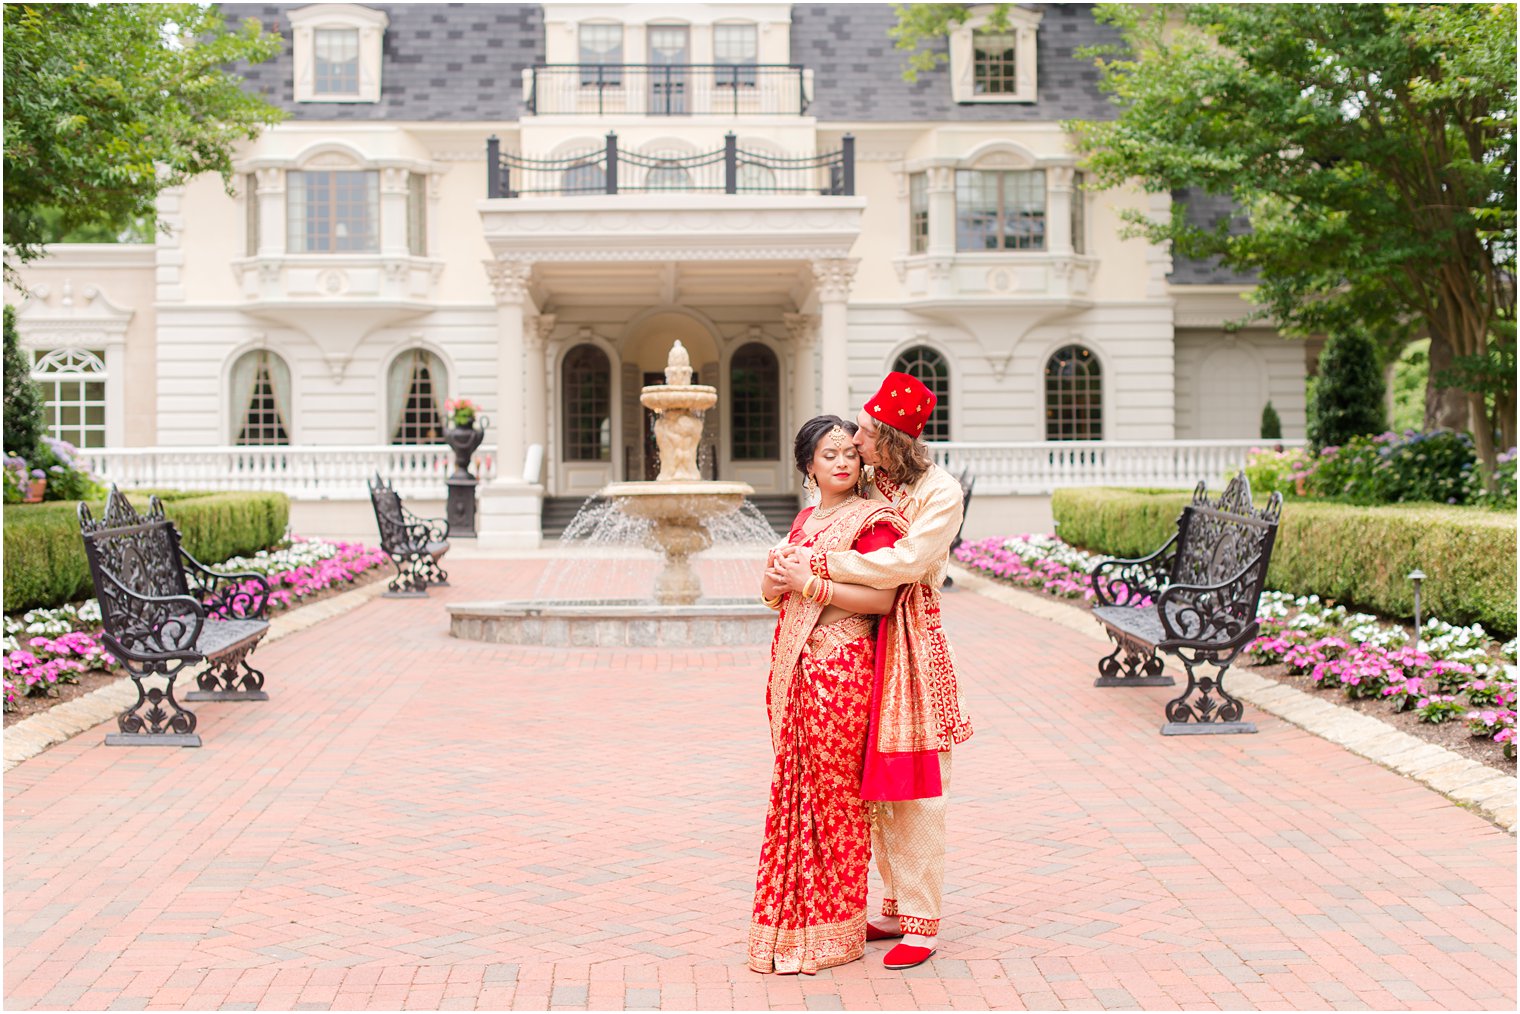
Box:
[793,3,1121,122]
[1167,189,1259,285]
[218,3,543,121]
[221,3,1120,124]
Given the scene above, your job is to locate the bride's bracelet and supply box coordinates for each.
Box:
[802,576,819,600]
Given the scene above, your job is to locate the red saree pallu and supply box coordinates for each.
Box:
[748,497,906,975]
[747,614,875,974]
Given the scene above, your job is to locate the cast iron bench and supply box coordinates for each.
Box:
[943,466,976,589]
[1087,472,1283,735]
[368,474,450,597]
[78,487,273,747]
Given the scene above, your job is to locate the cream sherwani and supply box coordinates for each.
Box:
[823,461,970,938]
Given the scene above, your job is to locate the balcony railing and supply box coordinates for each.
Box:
[525,63,811,116]
[925,440,1304,496]
[485,132,855,198]
[77,445,498,502]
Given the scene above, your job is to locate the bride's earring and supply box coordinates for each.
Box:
[803,473,818,496]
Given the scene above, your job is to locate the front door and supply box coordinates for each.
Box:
[648,25,689,115]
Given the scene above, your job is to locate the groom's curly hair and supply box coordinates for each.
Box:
[871,421,934,486]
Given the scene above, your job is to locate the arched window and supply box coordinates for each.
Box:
[891,345,951,442]
[30,348,107,449]
[1045,344,1102,440]
[230,350,292,446]
[562,159,606,195]
[388,349,447,444]
[562,344,611,461]
[730,343,779,460]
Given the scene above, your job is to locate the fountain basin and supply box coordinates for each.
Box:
[640,386,717,413]
[448,598,777,647]
[603,480,753,520]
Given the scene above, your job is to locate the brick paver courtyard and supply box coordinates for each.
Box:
[5,557,1516,1011]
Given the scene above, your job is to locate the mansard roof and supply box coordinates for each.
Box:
[220,3,1120,123]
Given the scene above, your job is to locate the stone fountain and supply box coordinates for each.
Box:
[601,340,753,605]
[446,341,776,647]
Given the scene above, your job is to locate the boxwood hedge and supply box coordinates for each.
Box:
[1051,487,1517,638]
[4,491,289,613]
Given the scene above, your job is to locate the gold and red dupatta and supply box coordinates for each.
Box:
[765,497,905,754]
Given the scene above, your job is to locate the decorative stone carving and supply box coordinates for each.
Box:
[783,312,819,347]
[528,313,557,351]
[810,258,859,301]
[484,259,534,304]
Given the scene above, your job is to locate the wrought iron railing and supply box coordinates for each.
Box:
[485,132,855,198]
[526,63,810,116]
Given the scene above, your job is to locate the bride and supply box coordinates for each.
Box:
[747,415,906,975]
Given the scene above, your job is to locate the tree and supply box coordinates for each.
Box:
[1065,4,1516,480]
[1260,402,1282,441]
[3,305,45,462]
[3,4,285,278]
[1307,332,1387,452]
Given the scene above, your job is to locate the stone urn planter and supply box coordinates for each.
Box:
[23,476,46,503]
[444,422,486,480]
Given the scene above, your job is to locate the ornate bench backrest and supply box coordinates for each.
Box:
[1166,473,1283,639]
[78,487,194,652]
[368,475,412,552]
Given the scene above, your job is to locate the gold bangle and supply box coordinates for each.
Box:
[802,576,819,600]
[819,579,834,606]
[762,593,783,610]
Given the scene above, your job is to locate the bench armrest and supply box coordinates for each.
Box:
[1089,533,1177,607]
[179,548,272,620]
[1155,555,1264,650]
[95,568,206,662]
[401,506,450,544]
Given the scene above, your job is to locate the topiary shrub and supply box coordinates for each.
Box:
[1052,486,1516,637]
[1307,331,1386,453]
[1260,401,1282,440]
[3,491,290,612]
[2,304,44,464]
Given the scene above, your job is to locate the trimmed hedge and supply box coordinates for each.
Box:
[1052,487,1517,638]
[4,491,290,613]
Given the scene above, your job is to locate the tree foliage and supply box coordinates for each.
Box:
[3,3,285,272]
[1067,3,1516,477]
[1307,331,1387,453]
[3,305,45,462]
[888,3,1003,80]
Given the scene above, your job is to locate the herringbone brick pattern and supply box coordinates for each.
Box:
[4,558,1515,1010]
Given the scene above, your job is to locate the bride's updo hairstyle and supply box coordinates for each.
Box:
[793,414,858,477]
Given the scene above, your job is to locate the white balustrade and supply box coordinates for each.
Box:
[926,440,1302,496]
[77,445,498,501]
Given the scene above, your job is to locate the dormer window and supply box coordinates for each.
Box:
[314,28,360,95]
[290,4,388,103]
[949,6,1041,103]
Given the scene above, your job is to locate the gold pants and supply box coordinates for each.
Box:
[873,750,950,937]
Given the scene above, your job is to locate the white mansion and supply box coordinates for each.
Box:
[6,3,1313,545]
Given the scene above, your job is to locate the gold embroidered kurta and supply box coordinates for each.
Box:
[821,463,972,754]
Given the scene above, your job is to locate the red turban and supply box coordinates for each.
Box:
[865,371,936,439]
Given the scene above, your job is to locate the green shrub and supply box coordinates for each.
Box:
[3,304,44,464]
[3,491,290,612]
[1306,430,1479,505]
[1307,331,1385,452]
[1052,486,1516,637]
[1260,401,1282,440]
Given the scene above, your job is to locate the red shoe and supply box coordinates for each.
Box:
[865,922,904,942]
[883,943,935,969]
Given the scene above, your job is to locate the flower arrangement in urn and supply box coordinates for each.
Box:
[442,398,487,478]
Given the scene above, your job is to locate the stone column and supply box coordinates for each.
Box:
[925,165,957,256]
[811,258,858,418]
[477,258,543,549]
[525,313,556,472]
[784,312,819,428]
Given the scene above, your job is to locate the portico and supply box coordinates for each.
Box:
[475,193,863,548]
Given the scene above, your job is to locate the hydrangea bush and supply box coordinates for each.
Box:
[3,538,385,712]
[956,535,1517,760]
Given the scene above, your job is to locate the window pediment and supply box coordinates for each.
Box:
[949,4,1042,104]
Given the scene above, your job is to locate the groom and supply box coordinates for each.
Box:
[778,371,973,970]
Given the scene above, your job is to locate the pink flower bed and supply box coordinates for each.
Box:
[4,540,387,711]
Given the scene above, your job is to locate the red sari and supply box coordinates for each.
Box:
[748,498,903,975]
